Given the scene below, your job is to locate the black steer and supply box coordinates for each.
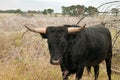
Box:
[25,23,112,80]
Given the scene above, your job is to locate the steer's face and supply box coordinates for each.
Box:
[46,27,68,65]
[25,24,85,65]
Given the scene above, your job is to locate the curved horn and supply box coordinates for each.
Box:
[24,25,46,34]
[68,24,86,33]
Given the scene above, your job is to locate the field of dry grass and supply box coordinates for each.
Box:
[0,13,120,80]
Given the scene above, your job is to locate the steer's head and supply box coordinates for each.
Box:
[25,24,85,65]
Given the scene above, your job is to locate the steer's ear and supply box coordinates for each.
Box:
[40,33,47,39]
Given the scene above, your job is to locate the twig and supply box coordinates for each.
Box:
[97,1,120,9]
[111,68,120,74]
[112,65,120,69]
[24,23,38,28]
[76,17,85,25]
[21,30,29,39]
[112,30,120,47]
[22,24,37,39]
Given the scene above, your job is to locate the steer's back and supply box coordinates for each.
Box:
[84,24,112,66]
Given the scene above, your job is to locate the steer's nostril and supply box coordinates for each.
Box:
[52,59,60,64]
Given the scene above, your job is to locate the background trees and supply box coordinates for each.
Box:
[42,8,54,15]
[111,8,119,16]
[62,5,85,16]
[61,5,98,16]
[0,5,119,16]
[86,6,98,16]
[0,9,23,14]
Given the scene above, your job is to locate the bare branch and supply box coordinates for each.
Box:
[112,30,120,47]
[111,68,120,74]
[76,17,85,25]
[21,30,29,39]
[97,1,120,9]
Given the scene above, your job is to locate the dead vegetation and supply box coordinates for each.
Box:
[0,13,120,80]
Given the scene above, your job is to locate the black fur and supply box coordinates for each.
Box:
[40,23,112,80]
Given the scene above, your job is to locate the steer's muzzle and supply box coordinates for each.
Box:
[50,59,60,65]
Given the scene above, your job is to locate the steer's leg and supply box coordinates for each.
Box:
[94,65,99,80]
[62,70,69,80]
[75,67,84,80]
[105,46,112,80]
[86,66,92,76]
[105,57,112,80]
[105,38,112,80]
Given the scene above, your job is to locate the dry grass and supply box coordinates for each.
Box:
[0,13,120,80]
